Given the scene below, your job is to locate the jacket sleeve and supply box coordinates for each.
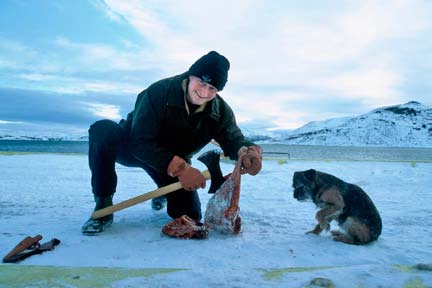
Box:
[214,102,256,161]
[129,89,174,174]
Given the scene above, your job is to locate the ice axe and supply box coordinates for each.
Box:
[91,150,226,220]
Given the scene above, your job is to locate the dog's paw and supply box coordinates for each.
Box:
[321,223,330,232]
[306,224,323,235]
[332,233,356,245]
[330,230,344,237]
[320,222,330,232]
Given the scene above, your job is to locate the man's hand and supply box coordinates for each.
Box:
[167,156,206,191]
[240,146,262,175]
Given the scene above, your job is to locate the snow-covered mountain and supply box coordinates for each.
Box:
[0,122,88,141]
[265,101,432,147]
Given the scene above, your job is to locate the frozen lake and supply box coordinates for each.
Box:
[0,153,431,287]
[1,140,431,162]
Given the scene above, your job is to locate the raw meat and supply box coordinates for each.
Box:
[204,147,247,234]
[162,215,208,239]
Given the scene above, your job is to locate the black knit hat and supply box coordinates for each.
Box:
[188,51,230,91]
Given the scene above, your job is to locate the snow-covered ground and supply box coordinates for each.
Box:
[1,153,431,287]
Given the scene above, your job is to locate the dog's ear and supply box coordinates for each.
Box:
[304,169,316,181]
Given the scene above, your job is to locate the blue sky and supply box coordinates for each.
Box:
[0,0,431,132]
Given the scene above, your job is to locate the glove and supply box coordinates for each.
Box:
[167,156,206,191]
[240,145,262,176]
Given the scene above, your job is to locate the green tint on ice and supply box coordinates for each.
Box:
[0,265,185,288]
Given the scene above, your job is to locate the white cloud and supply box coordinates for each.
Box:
[2,1,431,130]
[13,70,142,95]
[54,36,163,73]
[90,0,125,23]
[314,67,403,107]
[83,102,122,120]
[82,81,140,94]
[0,120,24,125]
[100,1,431,81]
[226,90,315,129]
[49,79,141,95]
[19,73,57,81]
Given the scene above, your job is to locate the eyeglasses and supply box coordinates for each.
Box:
[190,76,218,95]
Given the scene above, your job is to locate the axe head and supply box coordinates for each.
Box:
[198,150,225,194]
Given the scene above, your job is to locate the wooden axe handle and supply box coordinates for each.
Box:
[92,170,211,219]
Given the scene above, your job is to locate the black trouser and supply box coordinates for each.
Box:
[88,119,202,220]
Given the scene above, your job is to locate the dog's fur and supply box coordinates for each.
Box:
[292,169,382,245]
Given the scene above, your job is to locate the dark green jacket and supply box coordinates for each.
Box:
[120,72,255,174]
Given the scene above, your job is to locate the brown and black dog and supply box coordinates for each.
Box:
[292,169,382,245]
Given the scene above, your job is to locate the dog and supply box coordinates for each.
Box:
[292,169,382,245]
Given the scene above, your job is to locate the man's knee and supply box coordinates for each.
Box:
[89,120,122,147]
[88,119,125,164]
[89,120,123,144]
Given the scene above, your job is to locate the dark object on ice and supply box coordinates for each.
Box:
[162,215,208,239]
[81,216,113,235]
[292,169,382,245]
[151,196,167,210]
[2,235,42,262]
[414,263,432,271]
[198,150,225,194]
[204,147,247,234]
[3,235,61,263]
[82,195,114,235]
[309,277,335,288]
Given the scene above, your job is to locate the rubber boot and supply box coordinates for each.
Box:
[81,195,114,235]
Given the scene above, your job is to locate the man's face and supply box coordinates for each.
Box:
[187,76,218,105]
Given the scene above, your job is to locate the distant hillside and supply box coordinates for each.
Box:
[267,101,432,147]
[0,122,88,141]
